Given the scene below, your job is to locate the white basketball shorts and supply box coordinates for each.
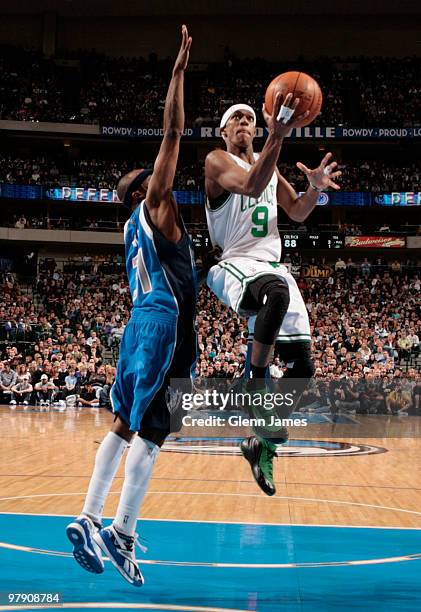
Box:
[207,258,311,343]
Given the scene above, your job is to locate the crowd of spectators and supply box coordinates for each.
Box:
[278,160,421,193]
[0,47,67,123]
[0,257,420,413]
[6,213,420,238]
[0,259,128,408]
[11,215,123,232]
[1,153,420,194]
[296,371,420,416]
[0,154,203,191]
[195,266,421,415]
[359,57,420,127]
[305,270,420,374]
[0,47,420,127]
[195,268,420,379]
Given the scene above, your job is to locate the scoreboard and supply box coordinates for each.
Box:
[281,233,345,250]
[190,230,345,252]
[190,231,211,251]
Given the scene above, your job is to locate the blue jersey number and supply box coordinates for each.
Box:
[132,247,152,295]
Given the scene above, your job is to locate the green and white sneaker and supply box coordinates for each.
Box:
[240,436,277,496]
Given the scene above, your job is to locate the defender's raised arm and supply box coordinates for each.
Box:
[146,25,192,208]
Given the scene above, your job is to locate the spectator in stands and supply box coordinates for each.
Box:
[397,332,413,360]
[0,362,17,404]
[64,368,78,397]
[111,320,125,343]
[408,329,420,355]
[10,373,33,405]
[269,357,283,379]
[78,382,99,407]
[34,374,55,406]
[386,382,412,415]
[15,215,27,229]
[334,377,360,413]
[359,374,387,414]
[361,258,371,277]
[335,257,346,272]
[390,260,402,276]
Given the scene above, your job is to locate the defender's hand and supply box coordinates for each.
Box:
[296,152,342,191]
[173,25,192,74]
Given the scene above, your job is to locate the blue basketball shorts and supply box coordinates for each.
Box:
[111,309,196,434]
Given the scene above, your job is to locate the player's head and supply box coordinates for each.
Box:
[117,168,153,210]
[219,103,256,148]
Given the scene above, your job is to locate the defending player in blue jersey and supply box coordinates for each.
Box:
[66,26,195,587]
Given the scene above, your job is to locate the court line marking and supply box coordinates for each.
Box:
[4,473,421,493]
[1,490,421,519]
[2,473,420,493]
[0,603,250,612]
[1,539,421,569]
[1,511,421,530]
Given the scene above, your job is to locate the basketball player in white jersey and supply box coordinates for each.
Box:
[205,94,341,495]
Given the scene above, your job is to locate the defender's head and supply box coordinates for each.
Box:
[117,168,153,210]
[219,103,256,148]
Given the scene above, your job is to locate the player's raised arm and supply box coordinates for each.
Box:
[276,152,341,222]
[146,25,192,208]
[205,94,308,199]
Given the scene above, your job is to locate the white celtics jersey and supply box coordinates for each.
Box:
[206,152,282,262]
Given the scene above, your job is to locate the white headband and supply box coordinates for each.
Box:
[219,104,256,129]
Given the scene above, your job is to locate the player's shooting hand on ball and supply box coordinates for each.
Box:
[296,152,342,191]
[173,24,192,74]
[262,92,310,138]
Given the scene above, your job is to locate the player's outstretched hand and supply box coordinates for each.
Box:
[296,152,342,191]
[173,25,192,74]
[262,92,310,138]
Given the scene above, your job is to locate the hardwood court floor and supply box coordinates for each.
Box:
[1,406,420,529]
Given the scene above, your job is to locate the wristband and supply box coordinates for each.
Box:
[309,182,323,192]
[277,105,295,124]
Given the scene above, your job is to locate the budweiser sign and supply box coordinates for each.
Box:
[345,236,406,248]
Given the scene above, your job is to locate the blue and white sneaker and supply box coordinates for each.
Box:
[93,524,144,587]
[66,515,104,574]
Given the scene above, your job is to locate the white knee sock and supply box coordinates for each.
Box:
[113,436,160,537]
[82,431,128,524]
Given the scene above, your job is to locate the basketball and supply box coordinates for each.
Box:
[264,71,323,127]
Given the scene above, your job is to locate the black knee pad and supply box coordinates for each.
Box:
[254,280,290,345]
[138,427,168,447]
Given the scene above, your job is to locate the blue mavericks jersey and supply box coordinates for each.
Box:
[124,200,197,319]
